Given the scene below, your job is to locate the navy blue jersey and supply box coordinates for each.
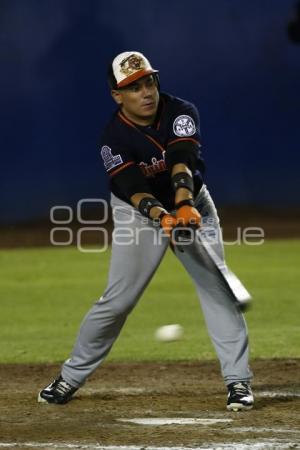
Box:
[100,92,205,211]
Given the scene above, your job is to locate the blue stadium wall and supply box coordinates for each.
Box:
[1,0,299,224]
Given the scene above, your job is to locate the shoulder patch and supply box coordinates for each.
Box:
[173,115,196,137]
[100,145,123,171]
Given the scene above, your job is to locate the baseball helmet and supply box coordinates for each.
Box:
[107,51,159,89]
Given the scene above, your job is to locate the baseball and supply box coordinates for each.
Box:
[154,324,183,342]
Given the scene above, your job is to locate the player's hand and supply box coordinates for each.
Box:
[176,205,201,228]
[159,213,177,236]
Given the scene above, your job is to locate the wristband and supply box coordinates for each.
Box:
[138,197,164,218]
[175,199,195,209]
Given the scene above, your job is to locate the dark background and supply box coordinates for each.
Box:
[1,0,300,225]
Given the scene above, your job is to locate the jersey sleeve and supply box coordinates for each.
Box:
[164,101,204,174]
[99,138,135,178]
[166,102,201,148]
[99,128,152,200]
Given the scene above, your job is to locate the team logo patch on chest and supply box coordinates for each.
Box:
[173,115,196,137]
[101,145,123,171]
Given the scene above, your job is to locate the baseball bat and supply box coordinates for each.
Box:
[174,227,252,310]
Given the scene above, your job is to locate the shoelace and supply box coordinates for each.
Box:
[55,380,73,395]
[230,382,249,396]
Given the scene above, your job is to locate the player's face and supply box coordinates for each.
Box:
[112,75,159,126]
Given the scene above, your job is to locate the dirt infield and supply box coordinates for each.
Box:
[0,360,299,449]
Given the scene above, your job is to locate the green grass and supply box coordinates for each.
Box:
[0,240,299,363]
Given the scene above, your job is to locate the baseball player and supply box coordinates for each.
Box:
[38,51,254,411]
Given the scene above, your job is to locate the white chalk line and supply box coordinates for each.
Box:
[256,391,300,398]
[84,388,300,397]
[8,387,300,399]
[231,426,300,434]
[0,442,299,450]
[85,387,146,395]
[118,418,232,425]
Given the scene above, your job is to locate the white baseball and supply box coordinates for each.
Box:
[154,324,183,342]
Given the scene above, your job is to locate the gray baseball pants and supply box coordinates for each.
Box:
[62,186,252,388]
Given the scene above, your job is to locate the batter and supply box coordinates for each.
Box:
[38,51,254,411]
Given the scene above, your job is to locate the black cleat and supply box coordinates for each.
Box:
[38,375,77,404]
[227,381,254,411]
